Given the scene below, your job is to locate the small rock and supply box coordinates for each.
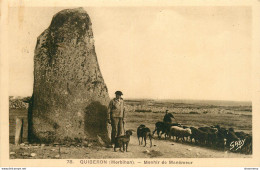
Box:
[70,142,76,146]
[187,148,192,151]
[20,146,28,149]
[22,152,29,156]
[30,153,37,157]
[82,141,89,147]
[41,144,45,147]
[20,143,25,146]
[10,152,15,155]
[54,154,60,158]
[145,149,150,153]
[51,149,56,151]
[88,143,93,147]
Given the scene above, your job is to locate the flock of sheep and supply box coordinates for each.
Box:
[152,120,252,155]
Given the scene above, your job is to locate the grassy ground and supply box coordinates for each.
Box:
[9,99,252,159]
[9,99,252,143]
[125,111,252,135]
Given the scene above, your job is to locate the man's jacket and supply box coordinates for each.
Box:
[107,97,126,119]
[163,113,173,123]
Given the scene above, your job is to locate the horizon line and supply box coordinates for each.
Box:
[9,95,251,103]
[124,97,251,103]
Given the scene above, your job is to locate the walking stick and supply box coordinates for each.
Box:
[173,116,178,124]
[123,119,126,135]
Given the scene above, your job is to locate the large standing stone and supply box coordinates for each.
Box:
[29,8,110,145]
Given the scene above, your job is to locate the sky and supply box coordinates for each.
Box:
[8,6,252,101]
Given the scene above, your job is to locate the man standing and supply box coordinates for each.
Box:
[163,110,174,124]
[107,91,126,145]
[163,110,176,138]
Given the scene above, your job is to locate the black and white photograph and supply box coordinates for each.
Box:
[1,1,260,167]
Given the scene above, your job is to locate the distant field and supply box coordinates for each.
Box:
[124,99,252,135]
[9,98,252,144]
[126,111,252,135]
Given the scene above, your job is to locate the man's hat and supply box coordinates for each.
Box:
[115,91,123,95]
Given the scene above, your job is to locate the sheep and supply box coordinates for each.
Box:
[190,127,208,145]
[198,127,218,146]
[214,125,225,132]
[169,126,181,141]
[226,128,240,148]
[181,127,192,142]
[181,125,189,129]
[165,123,182,139]
[151,121,251,153]
[214,125,228,149]
[242,134,252,154]
[235,131,247,139]
[169,126,192,142]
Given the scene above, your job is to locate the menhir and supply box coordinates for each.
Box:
[28,8,110,145]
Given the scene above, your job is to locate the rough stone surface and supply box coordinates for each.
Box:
[29,8,110,145]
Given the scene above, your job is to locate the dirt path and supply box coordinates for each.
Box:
[84,136,251,158]
[10,135,251,159]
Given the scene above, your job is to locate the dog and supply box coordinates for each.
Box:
[114,130,133,152]
[137,124,153,147]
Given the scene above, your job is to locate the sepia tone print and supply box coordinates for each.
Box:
[6,6,254,161]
